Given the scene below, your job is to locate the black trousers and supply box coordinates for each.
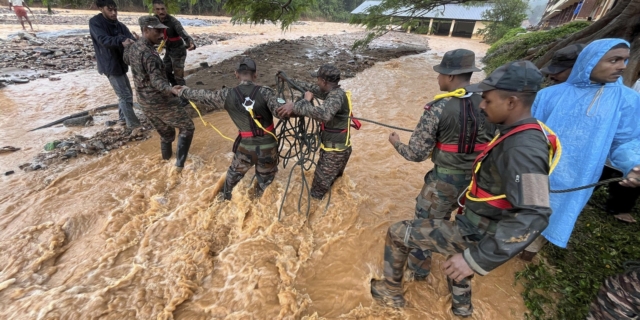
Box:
[594,165,640,214]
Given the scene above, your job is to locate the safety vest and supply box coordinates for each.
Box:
[320,90,361,152]
[465,121,560,209]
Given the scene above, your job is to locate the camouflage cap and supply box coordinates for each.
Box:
[433,49,481,75]
[310,64,341,83]
[237,57,257,72]
[466,61,543,93]
[540,43,585,75]
[138,16,168,29]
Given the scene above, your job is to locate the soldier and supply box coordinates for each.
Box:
[124,16,195,172]
[371,61,553,317]
[388,49,496,281]
[153,0,196,88]
[540,43,585,84]
[175,57,285,200]
[587,264,640,319]
[276,65,357,200]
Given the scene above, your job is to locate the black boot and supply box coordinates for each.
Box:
[175,135,193,169]
[161,142,172,160]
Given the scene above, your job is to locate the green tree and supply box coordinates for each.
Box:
[476,0,528,43]
[223,0,315,29]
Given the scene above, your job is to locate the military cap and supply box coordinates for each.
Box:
[466,61,543,93]
[311,64,341,83]
[433,49,481,75]
[138,16,168,29]
[540,43,585,75]
[237,57,257,72]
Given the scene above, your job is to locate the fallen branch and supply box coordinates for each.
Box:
[29,103,118,132]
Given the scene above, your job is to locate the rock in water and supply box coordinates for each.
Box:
[63,115,93,127]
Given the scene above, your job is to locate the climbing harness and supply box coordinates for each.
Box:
[320,91,361,152]
[463,121,561,210]
[432,88,488,154]
[232,86,278,142]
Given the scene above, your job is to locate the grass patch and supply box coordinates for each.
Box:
[516,187,640,319]
[482,21,590,74]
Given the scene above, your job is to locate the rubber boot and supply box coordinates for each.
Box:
[448,277,473,317]
[161,142,172,160]
[371,279,405,308]
[221,181,233,201]
[175,135,193,169]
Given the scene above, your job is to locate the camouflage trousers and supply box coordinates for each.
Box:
[142,102,195,143]
[587,267,640,319]
[224,143,279,199]
[311,147,352,199]
[385,217,488,312]
[411,167,471,281]
[163,46,187,86]
[415,166,472,220]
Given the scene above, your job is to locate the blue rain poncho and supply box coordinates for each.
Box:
[532,38,640,248]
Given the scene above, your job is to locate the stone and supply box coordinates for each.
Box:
[53,51,64,57]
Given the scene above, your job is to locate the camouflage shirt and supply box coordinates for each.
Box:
[393,97,450,162]
[289,79,350,145]
[290,79,346,123]
[179,81,281,114]
[158,14,194,49]
[123,37,178,107]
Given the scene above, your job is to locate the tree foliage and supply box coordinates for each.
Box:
[476,0,528,43]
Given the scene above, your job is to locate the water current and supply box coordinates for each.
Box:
[0,24,529,318]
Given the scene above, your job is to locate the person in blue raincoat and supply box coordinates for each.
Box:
[531,38,640,249]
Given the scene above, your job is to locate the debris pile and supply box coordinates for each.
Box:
[19,122,153,172]
[0,32,232,83]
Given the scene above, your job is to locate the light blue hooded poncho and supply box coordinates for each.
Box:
[532,38,640,248]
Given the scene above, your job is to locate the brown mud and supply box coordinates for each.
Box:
[0,15,529,318]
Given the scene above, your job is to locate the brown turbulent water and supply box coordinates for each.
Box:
[0,30,529,319]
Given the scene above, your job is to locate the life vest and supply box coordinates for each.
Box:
[464,121,560,210]
[320,90,361,151]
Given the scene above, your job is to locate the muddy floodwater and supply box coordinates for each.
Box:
[0,12,530,319]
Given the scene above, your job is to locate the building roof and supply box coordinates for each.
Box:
[351,1,493,21]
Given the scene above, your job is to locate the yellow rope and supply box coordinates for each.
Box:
[189,101,235,142]
[321,90,353,152]
[248,109,278,141]
[157,39,166,53]
[538,120,562,174]
[433,88,467,101]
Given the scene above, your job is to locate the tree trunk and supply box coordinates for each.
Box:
[534,0,640,84]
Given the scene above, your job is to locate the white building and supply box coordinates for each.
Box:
[351,1,494,39]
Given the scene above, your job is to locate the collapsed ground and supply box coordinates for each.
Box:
[15,32,428,173]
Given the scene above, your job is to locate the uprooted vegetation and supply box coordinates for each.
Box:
[482,22,590,74]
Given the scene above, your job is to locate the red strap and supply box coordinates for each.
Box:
[469,123,544,207]
[435,142,488,153]
[162,29,181,42]
[239,123,274,138]
[470,187,513,209]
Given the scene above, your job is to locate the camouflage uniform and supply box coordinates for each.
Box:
[179,59,281,199]
[157,14,195,86]
[124,16,195,169]
[289,65,353,200]
[393,49,496,281]
[373,62,552,317]
[587,267,640,319]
